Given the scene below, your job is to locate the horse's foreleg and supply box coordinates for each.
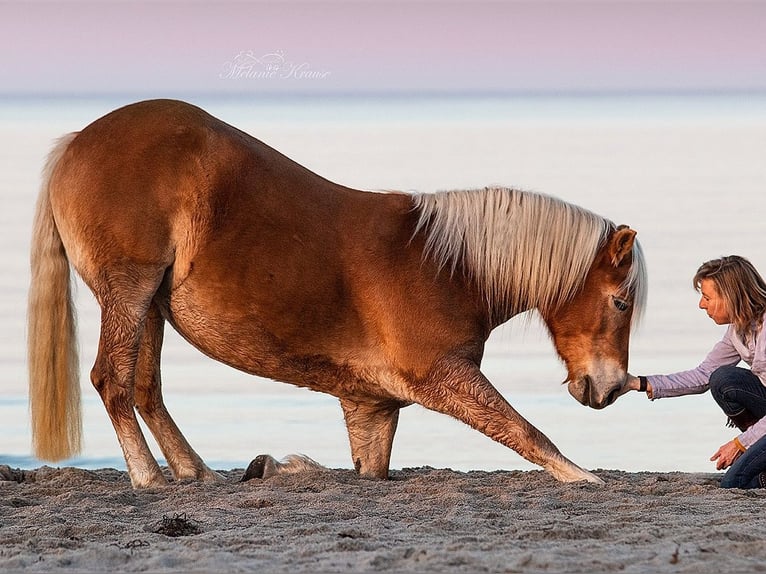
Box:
[133,302,221,482]
[339,398,401,479]
[91,301,166,489]
[410,359,603,484]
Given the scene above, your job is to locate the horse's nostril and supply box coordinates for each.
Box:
[582,375,593,405]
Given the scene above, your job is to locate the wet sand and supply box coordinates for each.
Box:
[2,465,765,572]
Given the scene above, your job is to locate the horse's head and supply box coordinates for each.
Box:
[545,226,645,409]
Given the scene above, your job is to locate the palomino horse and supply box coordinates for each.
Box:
[29,99,647,489]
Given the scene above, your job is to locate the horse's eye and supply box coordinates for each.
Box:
[613,297,629,312]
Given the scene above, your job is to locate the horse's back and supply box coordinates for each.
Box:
[49,100,353,279]
[54,101,327,235]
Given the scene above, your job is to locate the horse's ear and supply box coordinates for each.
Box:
[608,225,636,266]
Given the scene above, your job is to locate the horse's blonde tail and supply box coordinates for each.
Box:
[28,133,82,461]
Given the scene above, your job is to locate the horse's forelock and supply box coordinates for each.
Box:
[412,187,639,320]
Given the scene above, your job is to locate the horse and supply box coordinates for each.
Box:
[28,99,647,489]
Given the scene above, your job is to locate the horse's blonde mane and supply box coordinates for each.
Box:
[412,187,646,321]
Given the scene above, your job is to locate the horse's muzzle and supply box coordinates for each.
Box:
[568,375,622,409]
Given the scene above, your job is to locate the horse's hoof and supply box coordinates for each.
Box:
[240,454,272,482]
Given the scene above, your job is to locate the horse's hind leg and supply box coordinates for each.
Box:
[133,301,221,482]
[410,359,603,484]
[90,276,167,488]
[340,398,401,479]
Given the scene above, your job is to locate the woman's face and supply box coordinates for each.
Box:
[698,278,732,325]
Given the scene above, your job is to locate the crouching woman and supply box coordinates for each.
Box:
[626,255,766,488]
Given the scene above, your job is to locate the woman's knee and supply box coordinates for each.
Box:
[720,465,765,489]
[709,366,741,398]
[720,472,743,489]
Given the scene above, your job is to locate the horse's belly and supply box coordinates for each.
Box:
[162,283,399,401]
[164,296,286,378]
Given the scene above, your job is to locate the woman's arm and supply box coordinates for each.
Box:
[641,332,742,399]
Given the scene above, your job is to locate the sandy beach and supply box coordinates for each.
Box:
[1,465,765,573]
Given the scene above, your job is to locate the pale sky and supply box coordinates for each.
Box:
[2,1,765,96]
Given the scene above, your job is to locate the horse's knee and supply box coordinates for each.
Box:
[340,399,400,478]
[355,460,389,480]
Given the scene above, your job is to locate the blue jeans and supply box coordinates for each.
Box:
[709,366,766,489]
[721,434,766,489]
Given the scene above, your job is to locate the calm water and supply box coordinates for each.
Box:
[2,93,766,474]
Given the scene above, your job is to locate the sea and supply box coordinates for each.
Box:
[2,92,766,474]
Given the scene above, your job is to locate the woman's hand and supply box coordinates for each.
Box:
[623,374,642,391]
[621,374,652,397]
[710,440,744,470]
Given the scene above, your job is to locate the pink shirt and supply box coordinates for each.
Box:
[647,316,766,448]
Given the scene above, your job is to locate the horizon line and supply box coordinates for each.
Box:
[2,87,766,102]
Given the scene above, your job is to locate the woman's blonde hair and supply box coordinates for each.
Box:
[694,255,766,336]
